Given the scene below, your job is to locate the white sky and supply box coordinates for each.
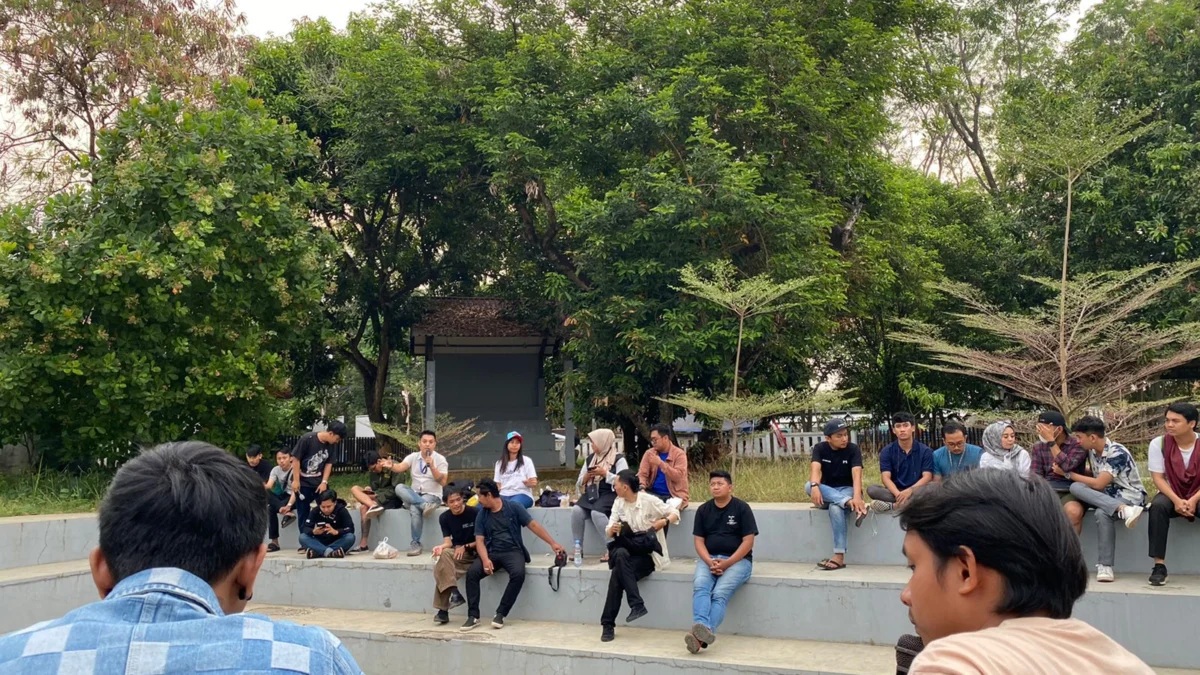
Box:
[235,0,376,38]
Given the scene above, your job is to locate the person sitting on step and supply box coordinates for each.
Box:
[805,418,868,571]
[462,479,565,631]
[600,469,680,642]
[349,449,404,552]
[572,428,628,563]
[1029,410,1093,535]
[390,430,451,557]
[1147,402,1200,587]
[899,469,1153,674]
[494,431,538,509]
[869,411,934,513]
[264,447,296,553]
[638,423,689,510]
[686,470,758,655]
[282,420,347,552]
[299,489,356,559]
[1062,416,1146,583]
[432,486,479,624]
[932,421,982,481]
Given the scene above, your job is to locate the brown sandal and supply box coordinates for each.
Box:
[816,558,845,571]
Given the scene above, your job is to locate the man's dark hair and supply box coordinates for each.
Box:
[942,420,967,438]
[419,429,437,440]
[649,423,673,441]
[245,444,263,457]
[98,442,267,585]
[363,449,382,469]
[443,485,467,503]
[1070,416,1106,436]
[325,420,348,440]
[273,446,290,457]
[709,470,733,485]
[899,469,1086,620]
[616,468,642,493]
[316,489,338,504]
[477,478,500,498]
[892,411,916,426]
[1166,402,1199,426]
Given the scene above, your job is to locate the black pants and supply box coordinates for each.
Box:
[267,492,290,540]
[466,549,527,619]
[294,485,319,534]
[601,547,655,627]
[1148,492,1196,560]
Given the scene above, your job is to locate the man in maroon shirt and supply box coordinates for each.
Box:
[1029,411,1091,533]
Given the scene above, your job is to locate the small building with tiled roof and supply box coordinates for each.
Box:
[411,297,558,469]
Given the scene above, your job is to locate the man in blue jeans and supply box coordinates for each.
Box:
[389,430,451,556]
[805,419,868,570]
[688,470,758,654]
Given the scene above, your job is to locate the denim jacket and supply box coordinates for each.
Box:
[0,567,362,674]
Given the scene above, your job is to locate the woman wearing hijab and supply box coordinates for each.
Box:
[494,431,538,508]
[572,429,628,563]
[979,421,1032,474]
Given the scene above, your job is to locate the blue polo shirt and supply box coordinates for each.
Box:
[932,444,983,478]
[880,441,934,490]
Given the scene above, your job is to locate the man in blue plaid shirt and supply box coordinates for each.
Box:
[0,442,363,674]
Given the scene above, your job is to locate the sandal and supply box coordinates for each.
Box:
[331,549,345,559]
[306,549,318,560]
[600,554,609,563]
[354,545,369,553]
[816,558,846,571]
[267,543,281,553]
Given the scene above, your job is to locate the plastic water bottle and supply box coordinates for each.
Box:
[573,539,582,567]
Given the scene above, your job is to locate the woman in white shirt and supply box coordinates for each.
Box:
[494,430,538,508]
[600,469,680,642]
[979,420,1032,475]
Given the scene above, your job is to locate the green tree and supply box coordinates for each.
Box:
[0,82,329,464]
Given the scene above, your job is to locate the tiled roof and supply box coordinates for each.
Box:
[412,297,543,338]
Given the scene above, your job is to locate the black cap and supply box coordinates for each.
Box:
[1037,411,1067,429]
[823,419,849,437]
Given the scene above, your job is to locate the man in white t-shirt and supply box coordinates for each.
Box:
[1147,402,1200,587]
[389,430,450,556]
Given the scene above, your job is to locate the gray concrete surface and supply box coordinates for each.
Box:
[0,513,99,570]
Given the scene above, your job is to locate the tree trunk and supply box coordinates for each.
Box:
[730,314,745,482]
[1057,178,1073,412]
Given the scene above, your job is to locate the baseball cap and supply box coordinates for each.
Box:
[1037,411,1067,429]
[506,431,523,442]
[822,419,849,437]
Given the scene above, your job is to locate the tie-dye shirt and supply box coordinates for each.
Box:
[1093,439,1147,506]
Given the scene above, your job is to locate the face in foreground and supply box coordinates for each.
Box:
[247,455,261,467]
[507,438,521,455]
[828,429,850,450]
[650,431,670,451]
[709,477,732,500]
[446,492,465,515]
[275,452,291,470]
[420,434,437,453]
[901,530,965,644]
[1001,427,1016,450]
[319,499,336,516]
[893,422,914,442]
[943,431,966,455]
[1165,411,1196,439]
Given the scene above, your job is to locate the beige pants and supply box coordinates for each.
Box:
[433,548,476,610]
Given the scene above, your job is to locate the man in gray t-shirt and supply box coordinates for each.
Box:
[265,448,295,551]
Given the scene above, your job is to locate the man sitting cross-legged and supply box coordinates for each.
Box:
[432,486,479,624]
[462,479,565,631]
[687,470,758,654]
[349,450,404,552]
[805,418,868,571]
[299,489,357,559]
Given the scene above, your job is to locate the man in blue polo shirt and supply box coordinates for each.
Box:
[869,411,934,513]
[932,420,982,482]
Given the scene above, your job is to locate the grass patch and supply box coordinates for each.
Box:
[0,470,111,517]
[685,458,882,504]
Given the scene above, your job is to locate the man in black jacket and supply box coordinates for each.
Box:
[299,490,356,559]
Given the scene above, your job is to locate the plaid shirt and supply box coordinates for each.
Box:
[0,567,362,674]
[1030,437,1090,482]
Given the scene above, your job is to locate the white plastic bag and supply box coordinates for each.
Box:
[373,537,399,559]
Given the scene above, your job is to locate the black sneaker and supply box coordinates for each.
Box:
[448,590,465,609]
[601,626,615,642]
[625,605,647,623]
[1149,563,1169,587]
[281,515,296,529]
[434,610,449,625]
[460,617,480,631]
[491,614,505,629]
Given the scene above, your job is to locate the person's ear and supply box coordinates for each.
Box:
[952,545,981,596]
[234,544,268,608]
[89,547,116,600]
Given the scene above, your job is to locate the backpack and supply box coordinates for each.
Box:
[537,488,568,508]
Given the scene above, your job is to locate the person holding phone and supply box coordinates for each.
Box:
[391,430,451,556]
[298,490,356,559]
[572,429,628,563]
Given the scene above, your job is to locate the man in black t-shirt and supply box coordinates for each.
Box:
[245,445,271,484]
[687,471,757,655]
[281,421,347,546]
[805,419,868,571]
[431,487,479,624]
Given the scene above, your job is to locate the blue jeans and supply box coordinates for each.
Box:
[299,532,356,557]
[805,482,854,554]
[397,484,442,546]
[506,493,534,509]
[692,556,752,634]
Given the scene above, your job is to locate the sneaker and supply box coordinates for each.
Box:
[625,606,647,623]
[870,500,894,514]
[407,543,423,557]
[684,633,702,654]
[491,614,505,629]
[601,626,615,642]
[281,515,296,529]
[434,610,449,625]
[448,590,465,610]
[1149,563,1168,587]
[1096,564,1115,583]
[691,622,716,647]
[365,505,385,520]
[460,617,480,631]
[266,543,281,553]
[423,502,440,515]
[1122,504,1144,529]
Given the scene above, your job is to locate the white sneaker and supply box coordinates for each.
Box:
[423,502,440,515]
[1122,504,1144,529]
[365,505,385,520]
[1096,564,1115,583]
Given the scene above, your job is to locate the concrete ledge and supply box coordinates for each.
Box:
[0,560,93,634]
[0,513,98,570]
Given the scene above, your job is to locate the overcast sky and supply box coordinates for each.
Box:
[236,0,376,38]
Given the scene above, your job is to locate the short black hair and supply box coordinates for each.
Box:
[419,429,437,440]
[649,423,672,439]
[616,469,641,492]
[899,469,1086,620]
[443,486,467,502]
[942,420,967,437]
[477,478,500,498]
[892,411,916,426]
[363,449,382,469]
[1070,416,1106,436]
[274,446,290,456]
[1166,402,1199,426]
[316,489,338,504]
[325,420,348,439]
[709,470,733,485]
[246,444,263,457]
[98,442,267,585]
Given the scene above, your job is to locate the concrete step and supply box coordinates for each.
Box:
[249,605,898,675]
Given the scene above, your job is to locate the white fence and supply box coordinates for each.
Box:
[561,431,854,464]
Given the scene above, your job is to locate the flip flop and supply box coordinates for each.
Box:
[354,545,369,553]
[816,558,846,571]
